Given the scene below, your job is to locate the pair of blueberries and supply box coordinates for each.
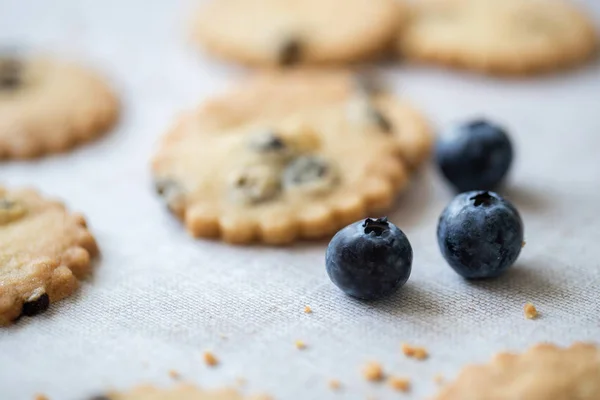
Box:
[326,120,524,300]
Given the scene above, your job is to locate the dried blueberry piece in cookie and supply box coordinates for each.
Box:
[283,155,339,194]
[435,119,513,192]
[249,131,287,153]
[326,217,413,300]
[229,164,281,204]
[0,186,99,326]
[0,197,27,224]
[277,36,304,66]
[0,57,22,89]
[0,56,119,159]
[437,191,524,279]
[347,95,394,134]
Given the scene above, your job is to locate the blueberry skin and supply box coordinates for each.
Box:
[437,191,524,279]
[326,218,413,300]
[435,120,513,192]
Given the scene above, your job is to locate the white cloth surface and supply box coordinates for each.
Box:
[1,1,600,399]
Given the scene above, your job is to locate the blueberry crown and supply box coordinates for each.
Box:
[470,191,496,207]
[362,217,389,236]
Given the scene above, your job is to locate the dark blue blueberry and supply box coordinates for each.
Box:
[437,191,524,279]
[435,119,513,192]
[326,217,413,300]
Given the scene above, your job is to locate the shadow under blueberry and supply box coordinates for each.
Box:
[464,262,569,306]
[342,282,447,318]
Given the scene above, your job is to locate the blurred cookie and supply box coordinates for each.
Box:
[432,342,600,400]
[151,70,431,244]
[0,55,119,159]
[191,0,405,67]
[398,0,598,75]
[0,186,98,326]
[93,384,270,400]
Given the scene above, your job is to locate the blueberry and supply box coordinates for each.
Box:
[326,217,413,300]
[435,119,513,192]
[437,191,524,279]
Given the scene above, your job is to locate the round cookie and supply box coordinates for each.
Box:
[0,55,119,159]
[398,0,598,75]
[91,385,270,400]
[151,70,432,245]
[0,186,99,326]
[432,343,600,400]
[191,0,406,67]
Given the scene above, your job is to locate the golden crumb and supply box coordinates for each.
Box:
[304,305,312,314]
[168,369,181,380]
[363,362,384,382]
[388,377,411,392]
[34,395,49,400]
[236,377,246,387]
[524,303,538,319]
[402,343,429,360]
[295,340,307,350]
[434,374,445,385]
[204,351,218,366]
[328,379,341,390]
[521,241,526,248]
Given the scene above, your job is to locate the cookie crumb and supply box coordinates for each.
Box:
[204,351,218,366]
[401,343,429,360]
[388,377,410,392]
[168,369,181,380]
[328,379,341,390]
[304,305,312,313]
[434,374,445,385]
[34,395,49,400]
[521,240,526,248]
[295,340,307,350]
[524,303,538,319]
[236,377,246,387]
[363,362,384,382]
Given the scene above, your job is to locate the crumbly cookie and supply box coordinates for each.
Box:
[432,343,600,400]
[0,186,98,326]
[398,0,598,75]
[0,55,119,159]
[92,384,270,400]
[151,70,431,244]
[190,0,405,67]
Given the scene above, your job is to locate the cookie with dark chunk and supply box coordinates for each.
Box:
[0,186,99,326]
[0,55,119,159]
[152,70,432,244]
[191,0,406,67]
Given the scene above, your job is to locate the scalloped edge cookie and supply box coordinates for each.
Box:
[432,342,600,400]
[398,0,598,75]
[190,0,406,67]
[151,70,432,245]
[0,186,99,326]
[0,56,119,159]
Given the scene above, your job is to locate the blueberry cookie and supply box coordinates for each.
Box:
[0,186,98,326]
[91,385,270,400]
[190,0,406,67]
[432,343,600,400]
[398,0,598,75]
[152,70,431,244]
[0,55,119,159]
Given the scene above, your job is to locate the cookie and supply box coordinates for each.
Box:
[93,384,270,400]
[0,186,98,326]
[190,0,406,67]
[432,343,600,400]
[151,70,431,244]
[0,55,119,159]
[398,0,598,75]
